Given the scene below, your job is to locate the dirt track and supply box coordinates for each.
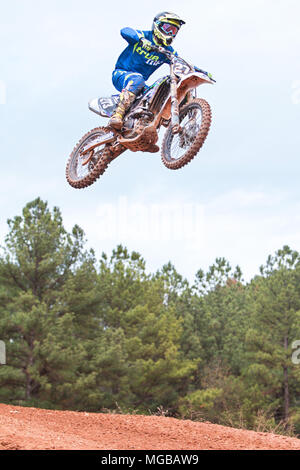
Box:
[0,404,299,450]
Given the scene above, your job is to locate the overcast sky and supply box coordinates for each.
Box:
[1,0,300,282]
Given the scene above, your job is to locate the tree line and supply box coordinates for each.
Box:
[0,198,299,436]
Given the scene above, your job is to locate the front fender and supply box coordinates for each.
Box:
[160,72,214,120]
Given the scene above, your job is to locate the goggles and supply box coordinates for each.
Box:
[160,22,179,37]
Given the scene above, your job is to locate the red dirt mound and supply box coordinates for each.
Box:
[0,404,299,450]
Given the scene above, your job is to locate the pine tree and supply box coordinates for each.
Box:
[97,247,196,413]
[246,246,300,426]
[0,198,98,407]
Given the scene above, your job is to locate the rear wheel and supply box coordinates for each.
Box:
[66,127,112,189]
[161,98,212,170]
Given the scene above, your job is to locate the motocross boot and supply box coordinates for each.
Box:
[109,89,136,130]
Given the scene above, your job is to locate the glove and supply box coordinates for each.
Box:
[140,38,153,51]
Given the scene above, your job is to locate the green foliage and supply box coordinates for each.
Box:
[245,247,300,424]
[0,198,299,437]
[0,198,97,407]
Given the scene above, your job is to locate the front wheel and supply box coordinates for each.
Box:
[161,98,212,170]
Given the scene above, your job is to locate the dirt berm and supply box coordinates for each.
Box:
[0,404,299,450]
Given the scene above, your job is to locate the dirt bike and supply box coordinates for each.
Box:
[66,44,215,189]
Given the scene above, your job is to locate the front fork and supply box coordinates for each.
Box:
[170,66,180,135]
[170,65,197,134]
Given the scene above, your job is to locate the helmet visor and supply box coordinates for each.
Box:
[160,22,179,37]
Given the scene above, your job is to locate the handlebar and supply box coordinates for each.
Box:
[139,41,215,82]
[149,44,175,61]
[144,43,194,70]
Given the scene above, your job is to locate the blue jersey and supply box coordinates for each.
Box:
[114,28,176,81]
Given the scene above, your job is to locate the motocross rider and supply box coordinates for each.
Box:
[109,12,184,138]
